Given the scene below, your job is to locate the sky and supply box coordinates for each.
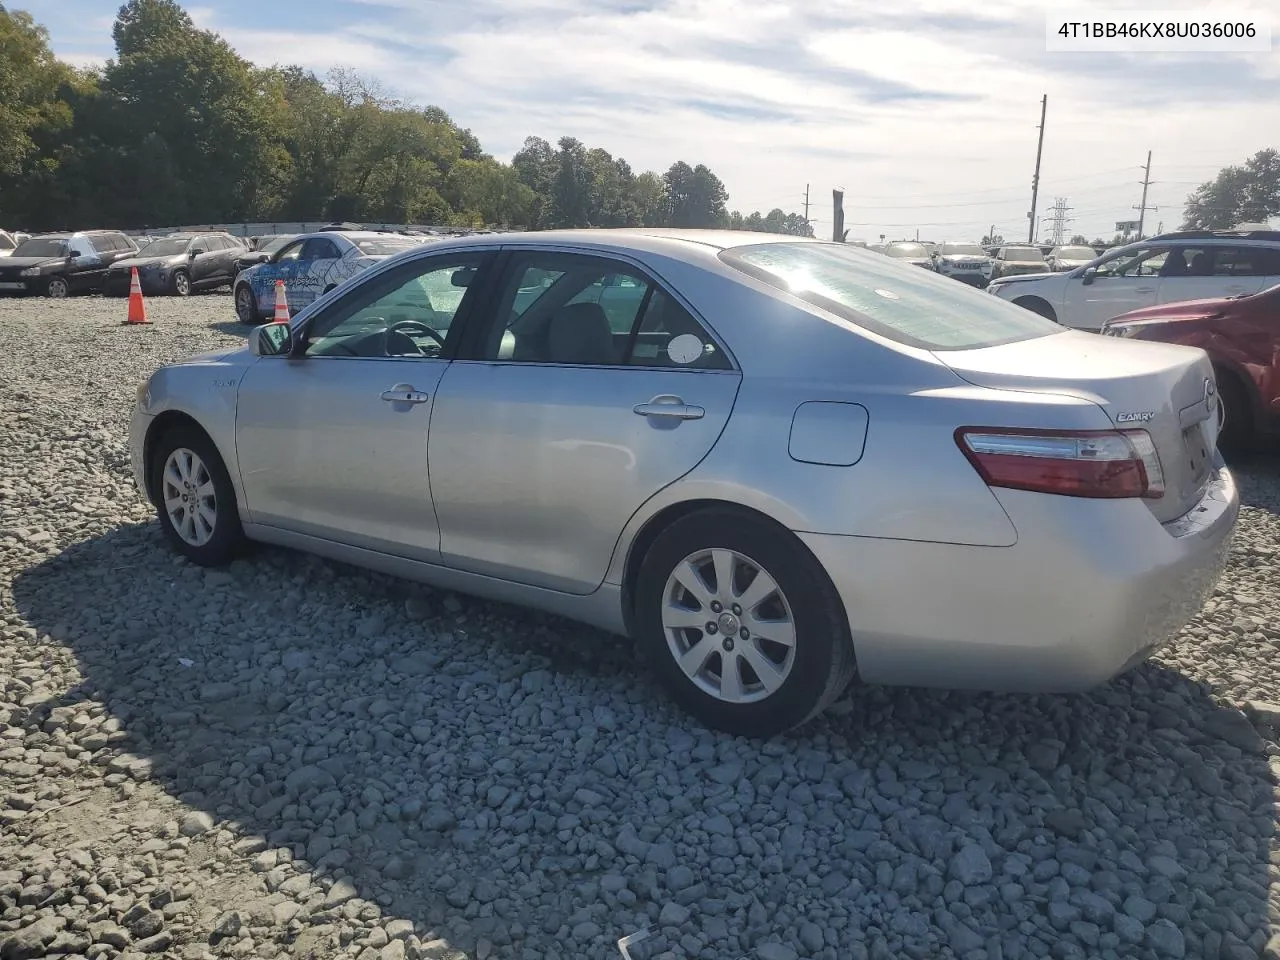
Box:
[18,0,1279,242]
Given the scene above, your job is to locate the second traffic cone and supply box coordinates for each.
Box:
[272,280,290,323]
[122,267,151,325]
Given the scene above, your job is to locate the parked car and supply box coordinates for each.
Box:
[0,230,138,298]
[989,230,1280,329]
[1102,282,1280,453]
[933,240,992,286]
[233,231,429,323]
[131,228,1237,737]
[1047,245,1098,272]
[0,230,17,258]
[882,241,936,269]
[234,234,299,277]
[104,232,246,296]
[988,244,1050,282]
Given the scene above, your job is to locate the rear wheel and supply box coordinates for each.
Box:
[234,283,259,324]
[46,276,70,299]
[635,510,856,738]
[1215,372,1254,458]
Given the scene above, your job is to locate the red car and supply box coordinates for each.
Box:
[1102,283,1280,452]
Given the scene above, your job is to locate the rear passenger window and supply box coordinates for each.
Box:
[476,252,730,369]
[1215,247,1280,277]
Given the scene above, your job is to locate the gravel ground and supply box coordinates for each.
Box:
[3,293,1280,960]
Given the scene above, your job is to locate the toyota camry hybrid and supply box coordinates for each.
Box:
[129,229,1238,737]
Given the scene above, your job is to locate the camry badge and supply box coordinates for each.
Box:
[1116,411,1155,423]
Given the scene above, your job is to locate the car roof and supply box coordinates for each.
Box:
[424,227,821,256]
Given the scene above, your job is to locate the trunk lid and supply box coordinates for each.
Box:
[934,330,1219,523]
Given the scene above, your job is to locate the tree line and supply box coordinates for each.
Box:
[0,0,814,236]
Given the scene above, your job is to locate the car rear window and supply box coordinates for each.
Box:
[719,242,1064,351]
[355,238,423,256]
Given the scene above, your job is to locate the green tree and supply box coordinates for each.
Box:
[511,135,557,228]
[1183,148,1280,229]
[444,157,535,227]
[550,136,592,227]
[664,161,728,227]
[99,0,285,223]
[0,6,77,179]
[630,171,667,226]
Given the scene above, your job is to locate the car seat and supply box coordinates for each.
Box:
[546,302,615,365]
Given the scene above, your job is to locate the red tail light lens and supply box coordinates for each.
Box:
[956,427,1165,499]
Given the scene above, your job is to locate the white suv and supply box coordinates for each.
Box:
[932,241,991,286]
[987,230,1280,330]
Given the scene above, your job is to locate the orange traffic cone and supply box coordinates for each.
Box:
[122,267,151,325]
[272,280,290,324]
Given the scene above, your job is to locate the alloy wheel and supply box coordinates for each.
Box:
[162,447,217,547]
[661,547,796,704]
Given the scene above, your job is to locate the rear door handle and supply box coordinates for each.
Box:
[633,395,705,421]
[380,385,430,404]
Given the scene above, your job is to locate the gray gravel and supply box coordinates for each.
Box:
[2,293,1280,960]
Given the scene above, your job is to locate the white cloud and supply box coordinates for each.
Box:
[21,0,1280,238]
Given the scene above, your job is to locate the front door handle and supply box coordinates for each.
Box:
[633,394,705,421]
[380,384,430,404]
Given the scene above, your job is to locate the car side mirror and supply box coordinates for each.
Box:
[1081,266,1097,286]
[190,248,204,258]
[249,322,293,357]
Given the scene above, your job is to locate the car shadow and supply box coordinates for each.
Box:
[11,522,1278,959]
[1233,451,1280,516]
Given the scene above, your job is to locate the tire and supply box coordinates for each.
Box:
[1014,297,1057,322]
[45,276,70,299]
[171,269,191,297]
[635,509,857,738]
[149,425,247,567]
[234,283,259,324]
[1215,372,1254,458]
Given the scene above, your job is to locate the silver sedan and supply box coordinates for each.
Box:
[129,229,1239,737]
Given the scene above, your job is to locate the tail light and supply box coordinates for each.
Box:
[956,427,1164,499]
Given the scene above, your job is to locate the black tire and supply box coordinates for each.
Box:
[149,425,247,567]
[234,283,259,324]
[1014,297,1057,322]
[1215,372,1254,458]
[171,269,191,297]
[45,276,70,299]
[635,509,856,738]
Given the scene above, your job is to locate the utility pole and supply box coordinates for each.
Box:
[832,189,846,243]
[803,184,810,225]
[1135,151,1155,240]
[1027,94,1047,243]
[1046,197,1073,245]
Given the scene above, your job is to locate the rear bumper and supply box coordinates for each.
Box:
[801,466,1238,693]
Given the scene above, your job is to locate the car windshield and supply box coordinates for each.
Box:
[941,243,985,256]
[1001,246,1043,261]
[13,238,68,258]
[355,238,423,256]
[885,243,929,258]
[135,238,191,257]
[720,242,1063,350]
[1053,246,1095,260]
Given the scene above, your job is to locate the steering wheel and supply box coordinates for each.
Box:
[388,319,445,347]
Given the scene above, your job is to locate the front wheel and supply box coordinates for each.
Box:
[149,425,247,567]
[635,510,856,738]
[234,283,259,324]
[171,269,191,296]
[46,276,70,299]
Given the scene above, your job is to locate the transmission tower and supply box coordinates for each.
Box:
[1046,196,1073,245]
